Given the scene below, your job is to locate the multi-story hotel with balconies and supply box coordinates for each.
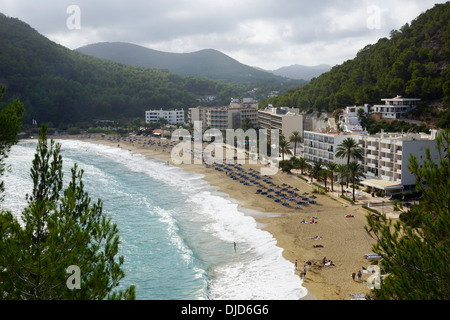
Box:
[371,96,421,120]
[358,130,439,192]
[257,106,303,140]
[188,99,259,130]
[145,108,185,125]
[303,129,359,165]
[302,129,440,193]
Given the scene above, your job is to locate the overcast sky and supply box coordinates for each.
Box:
[0,0,446,70]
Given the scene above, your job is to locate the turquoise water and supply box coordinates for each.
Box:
[2,139,307,300]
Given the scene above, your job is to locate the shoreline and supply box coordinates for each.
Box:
[53,134,378,300]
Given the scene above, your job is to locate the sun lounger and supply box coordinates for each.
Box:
[364,254,382,261]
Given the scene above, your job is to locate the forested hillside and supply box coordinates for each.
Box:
[263,2,450,128]
[269,64,332,81]
[0,13,245,127]
[77,42,304,86]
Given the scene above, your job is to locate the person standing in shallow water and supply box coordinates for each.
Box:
[234,242,236,252]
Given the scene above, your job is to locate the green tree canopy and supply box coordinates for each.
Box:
[0,125,135,299]
[335,137,364,165]
[262,3,450,127]
[289,131,302,157]
[365,130,450,299]
[0,85,25,200]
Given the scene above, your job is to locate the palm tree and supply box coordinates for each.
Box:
[289,131,302,157]
[336,137,363,186]
[311,161,323,182]
[320,168,329,190]
[240,117,254,131]
[336,137,363,165]
[279,135,292,161]
[337,164,348,195]
[347,161,366,201]
[297,157,308,175]
[326,162,338,192]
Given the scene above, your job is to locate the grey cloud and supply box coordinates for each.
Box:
[0,0,446,68]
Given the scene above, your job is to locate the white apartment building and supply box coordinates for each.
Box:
[302,129,440,193]
[145,109,185,125]
[371,96,421,119]
[302,130,359,165]
[338,105,369,134]
[358,130,439,192]
[188,99,259,130]
[258,106,303,140]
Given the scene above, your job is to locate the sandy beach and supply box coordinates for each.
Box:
[59,134,381,300]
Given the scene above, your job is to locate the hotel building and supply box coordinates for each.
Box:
[302,130,359,165]
[302,129,440,193]
[188,99,259,130]
[371,96,421,120]
[338,105,369,134]
[257,107,303,139]
[145,109,185,125]
[358,130,439,192]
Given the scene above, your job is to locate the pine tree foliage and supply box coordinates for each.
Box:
[365,130,450,299]
[0,125,135,299]
[0,85,25,200]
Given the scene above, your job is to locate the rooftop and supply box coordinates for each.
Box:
[304,129,360,136]
[381,95,421,102]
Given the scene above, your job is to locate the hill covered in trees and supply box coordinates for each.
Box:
[77,42,305,87]
[268,64,332,81]
[263,2,450,128]
[0,13,250,127]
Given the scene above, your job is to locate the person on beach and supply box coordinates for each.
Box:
[234,242,236,252]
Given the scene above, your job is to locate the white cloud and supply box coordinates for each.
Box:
[0,0,446,69]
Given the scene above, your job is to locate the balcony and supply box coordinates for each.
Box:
[367,145,378,151]
[381,174,393,181]
[381,157,393,163]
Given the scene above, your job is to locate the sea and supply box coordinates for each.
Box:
[1,139,307,300]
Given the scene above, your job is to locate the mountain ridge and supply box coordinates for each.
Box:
[0,13,250,126]
[269,64,332,81]
[76,42,305,84]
